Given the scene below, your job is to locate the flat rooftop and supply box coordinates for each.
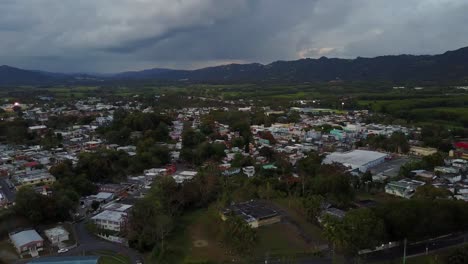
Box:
[323,150,388,169]
[91,210,126,222]
[223,200,279,222]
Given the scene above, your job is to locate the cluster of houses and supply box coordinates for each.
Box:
[385,158,468,199]
[2,94,468,261]
[9,226,70,258]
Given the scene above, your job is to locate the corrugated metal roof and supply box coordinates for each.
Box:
[10,229,43,248]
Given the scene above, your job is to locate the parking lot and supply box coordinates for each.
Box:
[370,156,413,178]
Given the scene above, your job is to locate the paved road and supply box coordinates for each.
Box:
[0,178,16,201]
[364,233,468,263]
[66,220,143,263]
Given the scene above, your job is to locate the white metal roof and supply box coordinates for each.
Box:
[323,150,388,169]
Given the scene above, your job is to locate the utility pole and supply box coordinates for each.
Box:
[403,238,407,264]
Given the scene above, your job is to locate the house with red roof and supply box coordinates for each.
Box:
[455,142,468,160]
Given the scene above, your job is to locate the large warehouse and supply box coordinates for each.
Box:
[323,150,388,173]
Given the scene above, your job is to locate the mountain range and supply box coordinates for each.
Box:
[2,46,468,85]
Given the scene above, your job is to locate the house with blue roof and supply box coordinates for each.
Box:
[9,229,44,257]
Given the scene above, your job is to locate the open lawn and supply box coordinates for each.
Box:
[155,203,327,263]
[273,198,327,247]
[156,207,233,264]
[255,223,318,258]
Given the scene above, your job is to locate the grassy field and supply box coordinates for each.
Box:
[153,202,327,263]
[255,223,318,258]
[273,198,327,246]
[154,207,233,264]
[91,250,131,264]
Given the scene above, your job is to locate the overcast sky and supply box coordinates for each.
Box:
[1,0,468,73]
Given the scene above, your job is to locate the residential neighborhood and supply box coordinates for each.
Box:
[0,92,467,264]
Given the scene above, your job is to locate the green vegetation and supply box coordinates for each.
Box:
[90,250,131,264]
[14,185,78,224]
[399,152,446,177]
[1,82,467,262]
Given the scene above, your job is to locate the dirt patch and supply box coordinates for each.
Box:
[193,240,208,247]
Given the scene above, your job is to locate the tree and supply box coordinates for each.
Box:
[128,197,173,252]
[91,200,100,211]
[447,245,468,264]
[182,128,205,148]
[287,111,301,123]
[192,165,221,207]
[220,216,257,256]
[49,160,74,179]
[14,186,45,223]
[302,195,324,222]
[389,132,410,153]
[341,208,386,254]
[297,153,324,196]
[309,165,354,206]
[413,185,452,200]
[258,131,276,145]
[323,208,385,255]
[14,186,75,224]
[259,146,274,161]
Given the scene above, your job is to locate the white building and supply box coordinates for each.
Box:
[385,179,425,199]
[322,150,388,173]
[242,166,255,177]
[91,210,128,232]
[44,226,69,245]
[173,171,197,183]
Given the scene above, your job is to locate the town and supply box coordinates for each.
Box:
[0,89,467,263]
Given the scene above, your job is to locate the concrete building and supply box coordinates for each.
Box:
[91,210,128,232]
[323,150,388,173]
[385,179,425,199]
[242,166,255,177]
[318,208,347,223]
[9,229,44,257]
[221,200,281,228]
[172,171,197,183]
[102,202,133,213]
[409,146,437,156]
[44,226,69,245]
[14,170,56,187]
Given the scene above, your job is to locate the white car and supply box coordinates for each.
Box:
[58,248,69,253]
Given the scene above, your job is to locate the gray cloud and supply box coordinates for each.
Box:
[0,0,467,72]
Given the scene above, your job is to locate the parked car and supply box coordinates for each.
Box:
[58,248,69,253]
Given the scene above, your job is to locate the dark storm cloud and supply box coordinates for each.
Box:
[1,0,467,72]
